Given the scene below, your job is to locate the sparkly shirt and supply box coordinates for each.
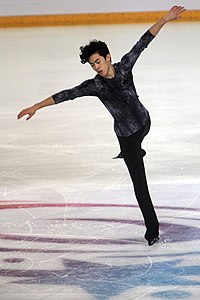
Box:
[52,30,155,137]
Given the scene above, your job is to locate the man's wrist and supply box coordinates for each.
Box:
[161,17,169,24]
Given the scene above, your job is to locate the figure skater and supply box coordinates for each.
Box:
[17,6,186,245]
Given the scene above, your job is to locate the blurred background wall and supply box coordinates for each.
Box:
[1,0,199,16]
[0,0,199,27]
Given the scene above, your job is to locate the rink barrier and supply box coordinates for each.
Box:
[0,10,200,28]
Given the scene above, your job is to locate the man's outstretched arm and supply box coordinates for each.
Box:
[149,6,186,36]
[17,96,55,121]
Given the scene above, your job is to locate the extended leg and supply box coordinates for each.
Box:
[117,121,159,245]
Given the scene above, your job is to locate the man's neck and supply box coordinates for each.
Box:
[104,64,115,79]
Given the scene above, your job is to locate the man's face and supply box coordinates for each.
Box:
[88,52,112,78]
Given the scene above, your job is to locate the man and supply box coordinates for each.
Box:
[17,6,186,245]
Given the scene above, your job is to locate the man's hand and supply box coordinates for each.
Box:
[17,106,37,121]
[17,96,55,121]
[149,6,186,36]
[163,6,186,22]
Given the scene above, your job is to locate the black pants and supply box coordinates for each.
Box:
[117,118,159,241]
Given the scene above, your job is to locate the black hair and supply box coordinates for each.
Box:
[79,40,110,64]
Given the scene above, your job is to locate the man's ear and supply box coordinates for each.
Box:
[106,54,111,62]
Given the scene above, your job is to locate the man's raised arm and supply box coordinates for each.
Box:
[149,6,186,37]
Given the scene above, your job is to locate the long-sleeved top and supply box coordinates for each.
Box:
[52,30,155,137]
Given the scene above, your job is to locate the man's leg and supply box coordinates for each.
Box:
[117,122,159,244]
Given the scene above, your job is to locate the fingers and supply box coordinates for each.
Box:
[165,6,186,21]
[17,110,27,120]
[171,5,186,15]
[17,111,25,120]
[17,108,35,121]
[26,113,33,121]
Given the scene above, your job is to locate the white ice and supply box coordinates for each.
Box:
[0,22,200,300]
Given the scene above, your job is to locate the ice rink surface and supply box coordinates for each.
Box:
[0,21,200,299]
